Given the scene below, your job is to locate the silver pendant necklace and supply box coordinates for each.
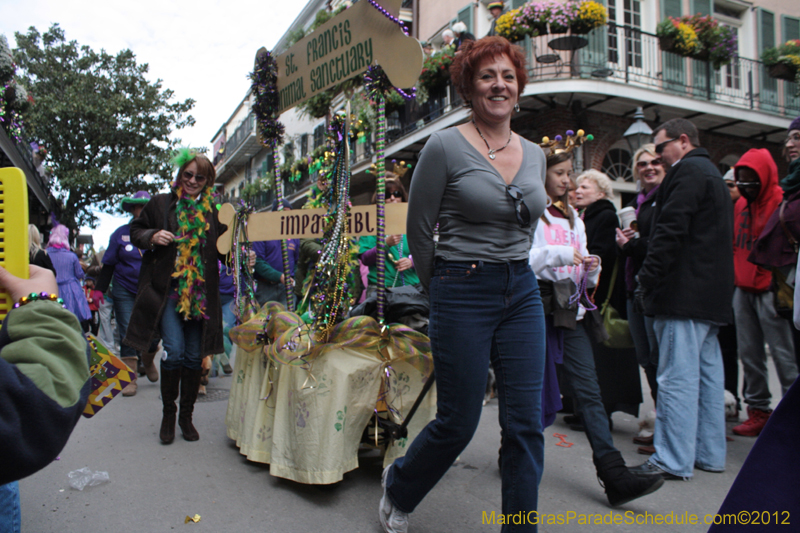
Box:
[472,120,512,160]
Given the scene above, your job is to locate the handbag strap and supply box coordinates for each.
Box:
[601,257,619,310]
[779,200,799,253]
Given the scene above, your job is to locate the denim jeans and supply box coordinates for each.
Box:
[97,298,117,355]
[112,282,138,360]
[255,281,288,307]
[385,260,545,531]
[651,317,726,477]
[561,322,618,460]
[220,293,235,357]
[627,298,659,401]
[160,288,204,371]
[733,288,798,410]
[0,482,20,533]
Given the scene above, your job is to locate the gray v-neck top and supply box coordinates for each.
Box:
[407,127,547,290]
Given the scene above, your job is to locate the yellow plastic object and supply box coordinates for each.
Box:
[0,168,29,321]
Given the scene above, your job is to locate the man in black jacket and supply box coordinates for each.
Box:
[630,118,734,481]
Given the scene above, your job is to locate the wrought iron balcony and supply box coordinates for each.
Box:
[519,23,799,116]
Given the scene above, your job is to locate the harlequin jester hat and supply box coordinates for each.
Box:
[539,129,594,156]
[488,1,504,9]
[121,190,151,213]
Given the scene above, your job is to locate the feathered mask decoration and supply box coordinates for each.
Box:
[539,129,593,156]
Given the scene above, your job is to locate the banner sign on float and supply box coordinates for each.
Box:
[217,203,409,254]
[275,0,423,113]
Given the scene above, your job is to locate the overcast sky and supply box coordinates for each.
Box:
[0,0,306,247]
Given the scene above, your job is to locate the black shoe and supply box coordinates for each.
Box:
[629,461,689,481]
[594,451,665,507]
[564,414,585,432]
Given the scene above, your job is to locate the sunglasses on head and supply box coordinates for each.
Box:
[636,158,662,169]
[182,170,206,183]
[506,184,531,228]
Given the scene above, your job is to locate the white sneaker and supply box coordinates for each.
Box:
[379,465,409,533]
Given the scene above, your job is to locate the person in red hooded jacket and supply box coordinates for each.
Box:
[731,148,799,437]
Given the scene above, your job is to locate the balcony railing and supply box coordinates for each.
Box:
[226,113,255,157]
[519,23,799,115]
[344,24,797,170]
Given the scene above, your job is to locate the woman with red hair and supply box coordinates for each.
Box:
[380,37,547,532]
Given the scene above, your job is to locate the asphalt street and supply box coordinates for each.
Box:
[19,350,784,533]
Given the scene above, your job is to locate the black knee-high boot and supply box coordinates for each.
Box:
[159,368,181,444]
[178,366,203,441]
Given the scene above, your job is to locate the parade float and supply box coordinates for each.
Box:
[216,0,435,484]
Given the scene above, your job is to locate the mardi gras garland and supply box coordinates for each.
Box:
[172,182,214,320]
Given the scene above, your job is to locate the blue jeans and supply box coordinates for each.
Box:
[112,282,158,360]
[650,317,726,477]
[220,293,235,356]
[385,260,545,531]
[0,482,20,533]
[112,282,138,360]
[255,280,288,307]
[561,322,617,460]
[160,288,204,371]
[627,298,659,401]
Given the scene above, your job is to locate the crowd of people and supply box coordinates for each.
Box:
[3,30,800,533]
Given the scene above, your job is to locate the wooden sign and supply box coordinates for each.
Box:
[275,0,423,113]
[217,203,408,255]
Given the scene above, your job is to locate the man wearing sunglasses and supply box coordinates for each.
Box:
[730,150,798,438]
[630,118,734,482]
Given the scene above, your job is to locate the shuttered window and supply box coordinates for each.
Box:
[691,0,711,16]
[758,9,778,110]
[661,0,681,18]
[783,16,800,41]
[456,3,474,35]
[759,9,775,54]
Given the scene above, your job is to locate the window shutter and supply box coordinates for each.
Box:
[690,0,711,16]
[457,4,474,35]
[661,0,682,18]
[758,9,775,54]
[783,15,800,41]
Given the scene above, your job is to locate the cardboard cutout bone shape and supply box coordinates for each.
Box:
[217,202,408,255]
[275,0,422,113]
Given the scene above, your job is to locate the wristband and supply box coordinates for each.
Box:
[13,292,66,309]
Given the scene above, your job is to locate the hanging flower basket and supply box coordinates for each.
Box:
[762,41,800,82]
[768,62,796,81]
[658,35,676,52]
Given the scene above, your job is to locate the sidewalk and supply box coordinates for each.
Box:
[19,355,781,532]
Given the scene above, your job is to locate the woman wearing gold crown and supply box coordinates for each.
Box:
[529,130,664,507]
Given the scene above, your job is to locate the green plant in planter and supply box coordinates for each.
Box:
[419,48,455,92]
[571,0,607,34]
[658,15,737,69]
[384,88,407,114]
[762,40,800,83]
[656,18,700,57]
[495,8,528,42]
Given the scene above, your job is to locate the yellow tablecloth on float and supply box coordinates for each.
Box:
[224,306,436,484]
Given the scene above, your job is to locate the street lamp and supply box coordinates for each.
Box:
[623,107,653,153]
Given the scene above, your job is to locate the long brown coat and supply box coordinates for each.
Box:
[123,192,225,356]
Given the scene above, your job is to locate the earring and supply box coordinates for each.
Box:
[514,102,520,113]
